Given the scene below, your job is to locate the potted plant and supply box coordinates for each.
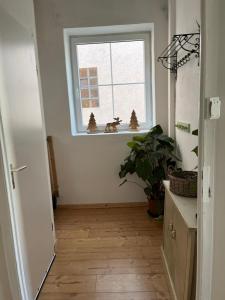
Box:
[119,125,178,217]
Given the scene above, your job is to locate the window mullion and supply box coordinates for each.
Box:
[109,42,115,118]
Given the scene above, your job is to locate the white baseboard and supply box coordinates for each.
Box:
[58,202,147,209]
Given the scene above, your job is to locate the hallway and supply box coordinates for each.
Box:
[39,205,170,300]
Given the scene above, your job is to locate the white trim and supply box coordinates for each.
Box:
[64,30,78,134]
[109,42,115,117]
[32,16,56,246]
[196,7,204,296]
[197,1,216,299]
[64,23,154,36]
[71,33,152,132]
[64,24,154,135]
[168,0,176,138]
[72,129,150,137]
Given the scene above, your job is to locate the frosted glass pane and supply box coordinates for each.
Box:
[77,43,112,85]
[111,41,145,84]
[113,84,146,123]
[82,86,113,126]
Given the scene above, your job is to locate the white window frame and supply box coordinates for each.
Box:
[64,24,154,135]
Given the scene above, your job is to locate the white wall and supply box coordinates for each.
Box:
[34,0,169,204]
[0,228,12,300]
[0,0,35,32]
[0,35,13,300]
[175,0,200,170]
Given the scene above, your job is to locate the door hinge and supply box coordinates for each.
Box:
[51,223,54,231]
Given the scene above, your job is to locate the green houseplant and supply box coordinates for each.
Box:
[119,125,178,217]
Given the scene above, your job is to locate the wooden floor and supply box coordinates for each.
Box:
[39,205,171,300]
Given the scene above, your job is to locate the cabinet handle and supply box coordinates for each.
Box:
[168,223,173,231]
[171,230,176,240]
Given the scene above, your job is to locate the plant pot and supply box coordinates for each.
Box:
[147,197,164,218]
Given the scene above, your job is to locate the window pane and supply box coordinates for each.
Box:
[81,88,89,98]
[79,68,88,78]
[77,43,112,85]
[111,41,145,84]
[81,86,113,126]
[80,78,88,87]
[90,87,98,98]
[90,78,98,86]
[113,84,146,124]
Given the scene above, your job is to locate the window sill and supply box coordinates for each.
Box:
[73,129,149,137]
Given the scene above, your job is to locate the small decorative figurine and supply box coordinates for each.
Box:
[105,117,122,133]
[129,110,139,130]
[87,112,97,133]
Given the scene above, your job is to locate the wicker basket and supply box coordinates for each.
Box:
[169,171,197,198]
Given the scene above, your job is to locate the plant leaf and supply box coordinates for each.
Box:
[192,146,198,156]
[127,141,140,150]
[192,129,198,136]
[149,124,163,136]
[135,159,151,180]
[133,135,146,143]
[119,179,127,186]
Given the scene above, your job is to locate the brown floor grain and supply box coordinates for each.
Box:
[38,206,171,300]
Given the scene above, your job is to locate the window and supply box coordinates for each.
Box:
[69,31,153,133]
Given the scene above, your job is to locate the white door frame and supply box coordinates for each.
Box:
[197,0,219,299]
[196,1,207,296]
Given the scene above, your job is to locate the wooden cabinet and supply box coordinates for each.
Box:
[162,181,197,300]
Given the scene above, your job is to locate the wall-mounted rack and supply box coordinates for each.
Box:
[157,30,200,75]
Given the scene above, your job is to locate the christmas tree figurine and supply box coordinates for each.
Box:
[129,110,139,130]
[87,112,97,133]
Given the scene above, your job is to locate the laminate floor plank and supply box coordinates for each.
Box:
[39,291,159,300]
[38,206,171,300]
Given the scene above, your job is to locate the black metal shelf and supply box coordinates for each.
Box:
[157,30,200,75]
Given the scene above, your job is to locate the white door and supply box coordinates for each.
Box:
[0,3,55,300]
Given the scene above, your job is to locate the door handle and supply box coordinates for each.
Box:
[10,165,28,172]
[10,164,28,189]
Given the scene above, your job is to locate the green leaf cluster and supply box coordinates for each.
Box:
[119,125,179,200]
[191,129,198,157]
